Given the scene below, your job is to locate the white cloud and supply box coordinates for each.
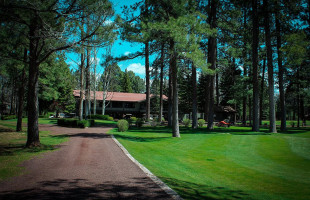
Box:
[90,57,100,66]
[124,51,131,56]
[126,63,145,76]
[104,19,113,25]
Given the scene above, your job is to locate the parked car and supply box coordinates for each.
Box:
[58,113,65,118]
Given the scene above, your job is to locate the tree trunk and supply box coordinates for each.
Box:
[85,48,91,119]
[215,73,220,106]
[260,57,266,125]
[102,91,107,115]
[170,40,180,137]
[16,48,27,132]
[26,19,41,147]
[252,0,260,132]
[79,53,84,121]
[301,98,305,126]
[192,63,198,129]
[242,6,248,126]
[26,61,40,147]
[93,60,96,115]
[145,42,150,121]
[297,69,300,128]
[168,63,173,127]
[159,43,164,122]
[276,0,286,131]
[264,0,277,133]
[207,0,217,130]
[204,75,210,121]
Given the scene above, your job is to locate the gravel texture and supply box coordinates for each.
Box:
[0,124,173,200]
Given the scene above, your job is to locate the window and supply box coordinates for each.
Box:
[112,101,123,108]
[125,102,135,108]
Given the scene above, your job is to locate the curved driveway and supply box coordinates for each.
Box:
[0,124,173,200]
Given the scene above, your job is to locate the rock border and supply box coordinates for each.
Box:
[111,135,183,200]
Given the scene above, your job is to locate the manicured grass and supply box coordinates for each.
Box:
[0,118,58,131]
[94,119,117,127]
[0,119,68,180]
[109,126,310,200]
[245,120,310,126]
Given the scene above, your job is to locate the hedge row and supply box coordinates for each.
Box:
[57,119,95,128]
[1,115,16,120]
[88,114,114,121]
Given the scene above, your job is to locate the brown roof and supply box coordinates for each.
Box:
[73,90,168,102]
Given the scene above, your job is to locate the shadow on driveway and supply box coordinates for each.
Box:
[0,178,171,200]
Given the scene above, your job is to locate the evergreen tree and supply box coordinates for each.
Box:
[121,69,133,93]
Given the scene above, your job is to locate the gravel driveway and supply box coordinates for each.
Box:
[0,124,173,200]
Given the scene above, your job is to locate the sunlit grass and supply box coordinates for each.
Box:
[109,126,310,200]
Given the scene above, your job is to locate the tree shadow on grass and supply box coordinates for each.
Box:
[0,178,171,200]
[128,127,173,134]
[69,132,111,139]
[114,134,170,143]
[159,177,254,200]
[279,127,310,134]
[0,144,59,156]
[180,127,271,135]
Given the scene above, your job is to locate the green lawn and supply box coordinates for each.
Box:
[109,126,310,200]
[245,120,310,126]
[0,118,68,180]
[94,119,117,127]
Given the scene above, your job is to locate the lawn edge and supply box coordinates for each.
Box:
[111,134,183,200]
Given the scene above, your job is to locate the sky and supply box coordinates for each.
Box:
[66,0,150,78]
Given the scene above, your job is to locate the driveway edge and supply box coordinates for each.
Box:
[111,135,183,200]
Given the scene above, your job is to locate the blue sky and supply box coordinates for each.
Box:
[66,0,150,78]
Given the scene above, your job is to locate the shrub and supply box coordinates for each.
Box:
[117,119,129,132]
[88,114,110,120]
[290,122,295,127]
[198,119,205,127]
[107,116,114,121]
[136,118,143,128]
[77,120,88,128]
[151,121,158,127]
[183,119,191,127]
[130,117,137,122]
[127,118,133,126]
[57,119,94,128]
[1,115,16,120]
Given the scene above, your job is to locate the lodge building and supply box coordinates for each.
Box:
[73,90,168,119]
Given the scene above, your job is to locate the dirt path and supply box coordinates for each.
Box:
[0,124,173,200]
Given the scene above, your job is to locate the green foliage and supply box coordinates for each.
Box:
[136,118,144,128]
[183,118,191,127]
[39,54,76,114]
[151,120,159,127]
[130,117,137,122]
[281,31,309,66]
[117,119,129,132]
[107,116,114,121]
[198,119,205,127]
[127,117,137,126]
[1,115,16,120]
[88,114,111,120]
[57,119,94,128]
[126,118,133,126]
[121,69,133,93]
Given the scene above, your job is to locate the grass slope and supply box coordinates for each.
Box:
[109,126,310,200]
